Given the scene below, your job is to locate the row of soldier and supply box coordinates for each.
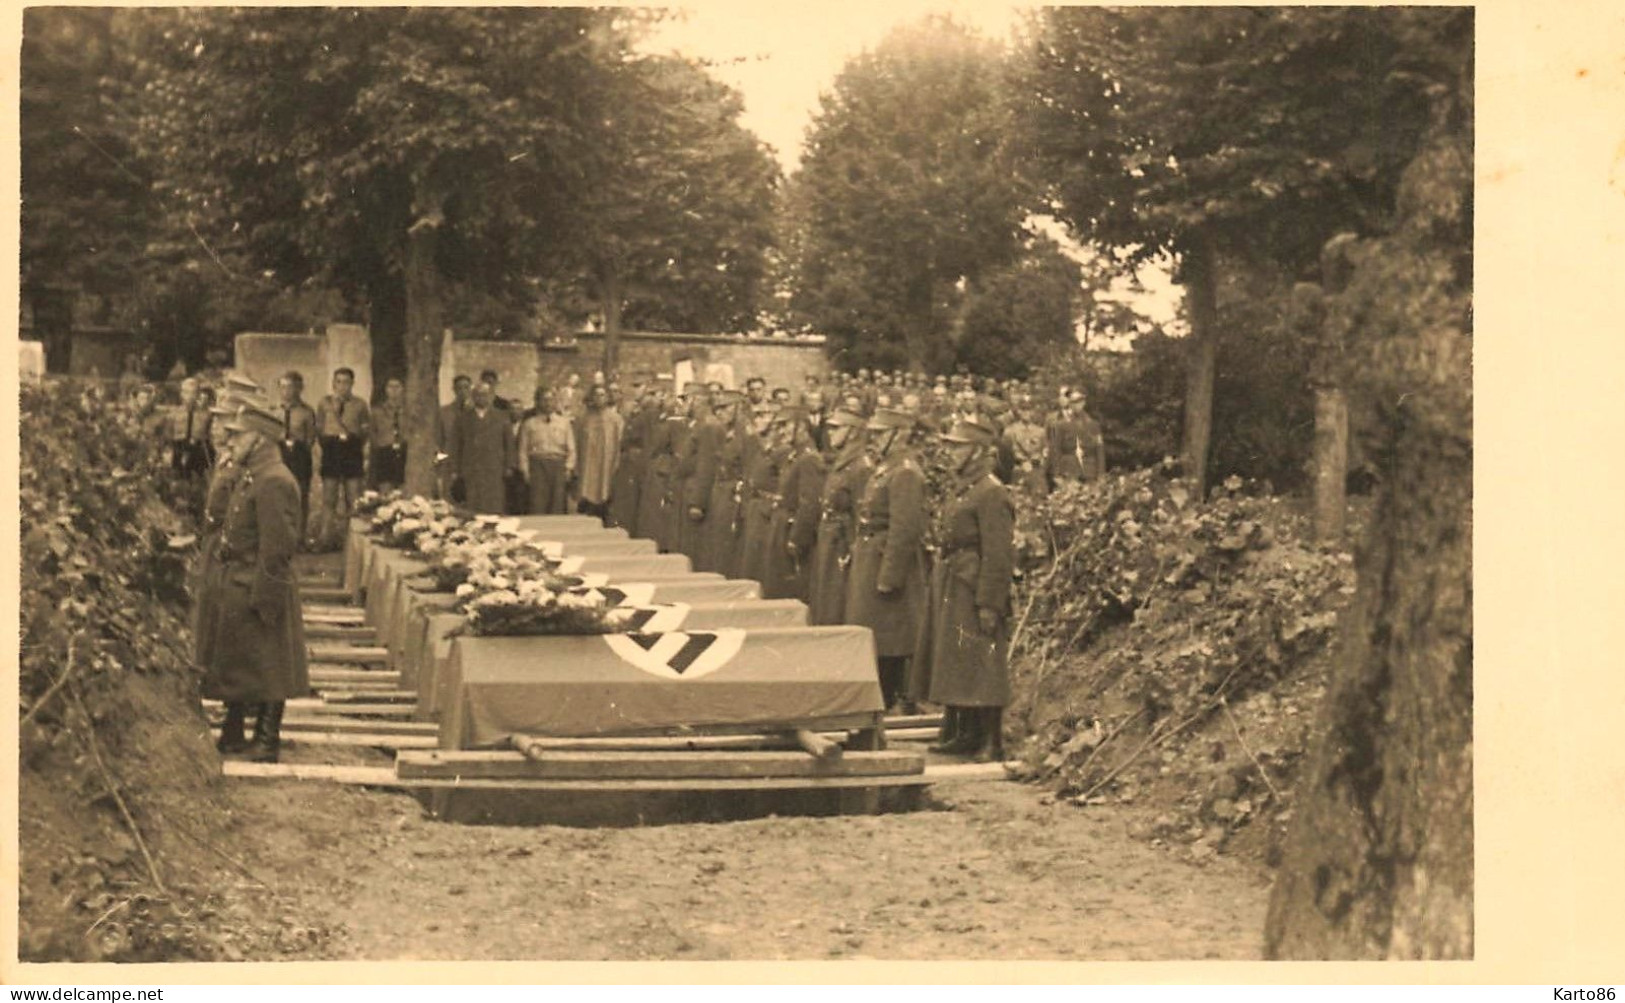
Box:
[597,375,1109,763]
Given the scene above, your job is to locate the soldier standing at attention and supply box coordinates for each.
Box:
[922,416,1016,762]
[846,408,929,712]
[764,407,825,601]
[808,407,873,625]
[197,395,309,763]
[1002,393,1049,496]
[681,388,725,567]
[276,371,317,546]
[371,376,408,493]
[314,367,370,551]
[610,387,654,533]
[701,390,746,575]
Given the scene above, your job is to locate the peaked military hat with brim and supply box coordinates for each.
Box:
[825,407,867,428]
[221,397,285,439]
[940,414,999,444]
[865,407,918,432]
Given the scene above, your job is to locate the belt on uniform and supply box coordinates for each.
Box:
[529,452,569,462]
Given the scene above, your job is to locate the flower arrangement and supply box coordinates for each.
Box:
[367,496,465,552]
[453,579,635,637]
[353,489,403,518]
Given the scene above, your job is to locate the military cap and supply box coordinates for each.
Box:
[865,407,917,432]
[221,397,285,439]
[825,407,867,428]
[940,414,999,444]
[1067,389,1086,403]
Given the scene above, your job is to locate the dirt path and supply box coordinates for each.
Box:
[212,768,1270,961]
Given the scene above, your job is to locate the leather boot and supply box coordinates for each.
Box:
[246,701,284,763]
[933,706,981,756]
[927,706,959,752]
[215,702,250,755]
[974,707,1006,763]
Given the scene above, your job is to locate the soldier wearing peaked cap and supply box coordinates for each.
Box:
[846,407,929,711]
[763,406,825,601]
[808,408,874,625]
[698,390,747,574]
[195,397,309,763]
[917,414,1014,762]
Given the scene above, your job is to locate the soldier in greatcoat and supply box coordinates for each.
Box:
[737,405,788,587]
[807,408,872,625]
[1045,389,1107,488]
[919,416,1016,761]
[764,407,825,601]
[609,390,655,533]
[845,407,929,711]
[192,377,262,678]
[697,391,745,572]
[638,397,680,552]
[1002,394,1050,496]
[196,396,309,762]
[678,389,720,562]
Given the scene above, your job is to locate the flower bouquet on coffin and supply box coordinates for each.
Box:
[424,538,563,593]
[353,488,404,518]
[454,577,637,637]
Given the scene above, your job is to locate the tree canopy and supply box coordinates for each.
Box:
[783,16,1030,372]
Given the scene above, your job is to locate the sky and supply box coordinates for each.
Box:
[644,2,1184,342]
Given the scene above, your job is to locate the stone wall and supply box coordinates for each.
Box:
[237,327,830,407]
[234,324,373,403]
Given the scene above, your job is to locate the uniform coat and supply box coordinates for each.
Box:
[763,448,825,601]
[637,418,677,552]
[609,404,650,532]
[1045,412,1106,485]
[923,472,1016,707]
[700,426,745,575]
[197,445,309,702]
[457,407,515,514]
[659,418,693,554]
[737,443,786,587]
[808,448,873,625]
[678,417,721,562]
[191,459,244,663]
[845,452,928,658]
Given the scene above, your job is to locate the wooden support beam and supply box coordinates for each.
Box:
[302,586,353,605]
[224,715,439,737]
[303,625,379,642]
[884,713,944,729]
[320,689,417,705]
[307,645,389,665]
[307,668,401,684]
[793,728,843,761]
[212,728,438,751]
[222,761,401,785]
[405,747,919,781]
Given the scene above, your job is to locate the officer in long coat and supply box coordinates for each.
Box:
[679,391,722,564]
[699,391,746,574]
[1045,389,1107,488]
[845,407,929,711]
[192,377,262,680]
[763,407,824,601]
[196,397,309,762]
[807,408,872,624]
[637,398,678,550]
[919,416,1016,761]
[610,393,654,533]
[737,407,788,587]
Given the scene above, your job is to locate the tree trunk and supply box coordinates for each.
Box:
[1180,232,1218,499]
[401,193,446,499]
[1265,323,1473,959]
[600,266,624,377]
[368,270,408,392]
[903,271,935,372]
[1312,387,1349,541]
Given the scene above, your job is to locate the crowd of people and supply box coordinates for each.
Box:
[115,357,1109,764]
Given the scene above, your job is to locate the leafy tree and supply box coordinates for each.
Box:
[133,8,629,494]
[1021,6,1445,495]
[953,236,1080,379]
[785,16,1030,371]
[20,9,154,368]
[572,53,781,364]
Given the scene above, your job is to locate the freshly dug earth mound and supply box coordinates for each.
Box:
[17,384,339,961]
[1004,464,1359,869]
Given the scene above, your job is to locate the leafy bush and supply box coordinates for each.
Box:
[1006,461,1355,803]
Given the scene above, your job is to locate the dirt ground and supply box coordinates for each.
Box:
[208,764,1271,962]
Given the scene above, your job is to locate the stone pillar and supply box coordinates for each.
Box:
[325,323,373,403]
[438,328,456,406]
